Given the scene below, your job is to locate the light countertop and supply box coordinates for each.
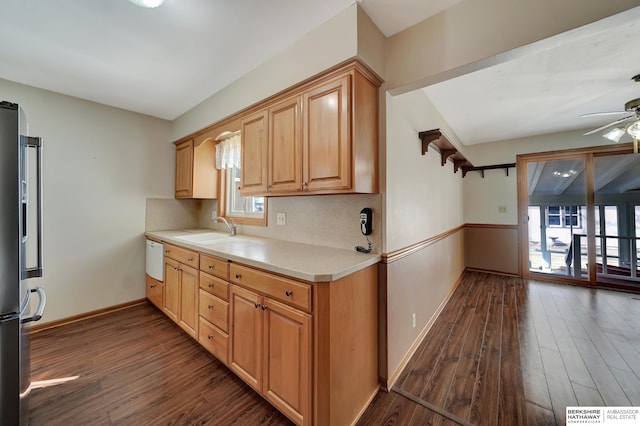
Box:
[145,229,381,282]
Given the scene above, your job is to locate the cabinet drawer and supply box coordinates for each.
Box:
[199,272,229,301]
[145,275,164,309]
[164,243,199,269]
[199,289,229,332]
[198,317,228,365]
[230,264,311,311]
[200,253,228,280]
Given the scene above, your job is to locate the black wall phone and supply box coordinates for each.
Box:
[359,208,372,235]
[356,208,373,253]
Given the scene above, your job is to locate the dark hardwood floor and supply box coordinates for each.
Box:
[358,271,640,426]
[29,303,293,426]
[29,272,640,425]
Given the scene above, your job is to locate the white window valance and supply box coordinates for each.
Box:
[215,134,241,170]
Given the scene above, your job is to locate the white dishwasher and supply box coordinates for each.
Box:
[146,239,164,281]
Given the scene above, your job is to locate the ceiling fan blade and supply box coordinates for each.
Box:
[583,115,634,135]
[580,111,629,118]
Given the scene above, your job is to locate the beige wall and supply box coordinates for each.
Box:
[0,78,172,324]
[382,88,466,381]
[170,5,359,141]
[465,226,519,275]
[385,0,640,93]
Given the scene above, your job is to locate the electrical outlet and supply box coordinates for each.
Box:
[412,313,416,329]
[498,205,507,213]
[276,212,286,226]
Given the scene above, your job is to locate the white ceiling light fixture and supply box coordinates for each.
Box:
[603,127,626,143]
[601,118,640,152]
[129,0,165,8]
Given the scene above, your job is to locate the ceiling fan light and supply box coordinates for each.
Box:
[553,170,576,178]
[627,121,640,138]
[603,127,626,143]
[129,0,165,8]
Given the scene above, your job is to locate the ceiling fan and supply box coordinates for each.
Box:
[581,73,640,153]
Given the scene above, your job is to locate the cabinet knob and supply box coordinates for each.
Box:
[208,283,214,289]
[208,304,213,310]
[208,264,214,269]
[254,303,260,309]
[165,249,170,254]
[261,305,268,311]
[150,285,155,289]
[207,334,213,340]
[285,290,293,297]
[235,273,241,280]
[187,257,193,262]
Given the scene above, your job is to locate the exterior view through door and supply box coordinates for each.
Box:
[521,148,640,287]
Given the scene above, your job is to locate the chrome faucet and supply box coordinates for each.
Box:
[213,216,236,236]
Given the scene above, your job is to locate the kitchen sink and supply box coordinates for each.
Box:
[174,232,228,244]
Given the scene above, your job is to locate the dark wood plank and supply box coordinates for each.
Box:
[31,272,640,426]
[29,303,293,426]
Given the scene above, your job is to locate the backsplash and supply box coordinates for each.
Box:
[145,198,201,231]
[146,194,382,252]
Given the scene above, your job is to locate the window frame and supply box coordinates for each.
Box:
[217,150,267,226]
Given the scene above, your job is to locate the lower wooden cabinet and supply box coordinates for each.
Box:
[153,242,378,426]
[145,275,164,309]
[230,284,311,425]
[163,257,199,339]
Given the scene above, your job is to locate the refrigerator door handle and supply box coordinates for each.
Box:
[22,136,44,279]
[21,287,46,324]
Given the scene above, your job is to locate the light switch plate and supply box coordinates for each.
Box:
[277,212,286,225]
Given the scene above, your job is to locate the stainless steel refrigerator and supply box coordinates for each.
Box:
[0,101,46,425]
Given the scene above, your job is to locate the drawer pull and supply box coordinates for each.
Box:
[235,273,241,280]
[285,290,293,297]
[261,305,268,311]
[254,303,260,309]
[208,264,214,269]
[207,334,213,340]
[208,283,214,288]
[208,304,214,310]
[187,257,193,262]
[165,249,170,254]
[150,285,155,289]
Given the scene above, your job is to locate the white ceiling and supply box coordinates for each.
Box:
[1,0,639,148]
[0,0,459,121]
[424,6,640,145]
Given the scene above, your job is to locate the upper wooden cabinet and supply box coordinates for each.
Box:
[174,60,380,198]
[268,95,302,194]
[238,61,380,196]
[174,133,218,199]
[240,109,269,195]
[302,75,350,192]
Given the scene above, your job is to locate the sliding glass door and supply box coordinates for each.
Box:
[593,153,640,284]
[525,158,589,280]
[519,146,640,287]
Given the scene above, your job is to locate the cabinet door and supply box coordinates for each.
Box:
[241,109,268,195]
[229,285,263,392]
[263,298,312,425]
[302,75,351,192]
[163,259,180,323]
[146,275,163,309]
[269,95,302,193]
[175,140,194,198]
[179,264,199,338]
